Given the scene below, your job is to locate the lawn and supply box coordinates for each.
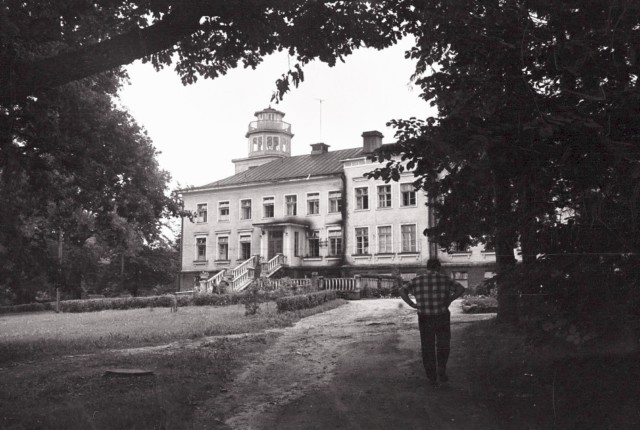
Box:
[0,301,343,364]
[0,300,346,429]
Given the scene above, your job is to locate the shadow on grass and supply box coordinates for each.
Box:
[0,300,347,429]
[459,319,640,429]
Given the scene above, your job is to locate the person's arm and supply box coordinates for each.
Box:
[399,283,418,309]
[448,280,466,305]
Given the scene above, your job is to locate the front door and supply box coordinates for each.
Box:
[267,230,283,259]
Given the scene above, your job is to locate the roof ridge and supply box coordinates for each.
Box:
[191,146,363,190]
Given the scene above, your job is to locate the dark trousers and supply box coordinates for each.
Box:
[418,312,451,381]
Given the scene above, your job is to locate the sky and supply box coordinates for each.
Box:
[118,37,435,189]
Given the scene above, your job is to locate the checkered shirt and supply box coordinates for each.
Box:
[405,271,464,316]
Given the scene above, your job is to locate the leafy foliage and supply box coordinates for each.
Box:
[363,1,640,322]
[0,75,182,302]
[276,290,337,313]
[0,1,406,104]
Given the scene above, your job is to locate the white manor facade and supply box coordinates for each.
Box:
[178,107,496,291]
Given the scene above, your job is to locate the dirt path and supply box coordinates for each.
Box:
[193,299,497,429]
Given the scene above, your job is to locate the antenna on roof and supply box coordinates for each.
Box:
[315,98,324,141]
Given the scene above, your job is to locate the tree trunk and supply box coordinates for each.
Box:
[491,158,518,323]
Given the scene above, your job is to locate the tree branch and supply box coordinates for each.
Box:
[1,0,233,105]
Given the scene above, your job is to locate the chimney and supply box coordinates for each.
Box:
[310,142,330,155]
[362,131,383,153]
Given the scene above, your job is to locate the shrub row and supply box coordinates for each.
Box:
[276,290,337,313]
[0,302,53,314]
[0,291,286,314]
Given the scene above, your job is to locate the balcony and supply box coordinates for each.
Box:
[247,120,292,134]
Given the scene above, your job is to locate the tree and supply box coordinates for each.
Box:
[366,1,640,321]
[0,0,404,105]
[0,74,181,301]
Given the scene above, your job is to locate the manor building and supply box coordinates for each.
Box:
[179,107,496,291]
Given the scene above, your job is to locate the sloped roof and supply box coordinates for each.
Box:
[191,147,364,190]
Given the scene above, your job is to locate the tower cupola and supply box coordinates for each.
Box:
[233,107,295,173]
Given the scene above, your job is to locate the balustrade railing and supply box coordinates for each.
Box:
[263,254,286,276]
[230,255,257,280]
[322,277,357,291]
[204,270,226,293]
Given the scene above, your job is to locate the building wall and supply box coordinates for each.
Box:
[342,158,431,272]
[181,176,343,281]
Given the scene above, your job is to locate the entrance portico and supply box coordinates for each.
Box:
[253,220,311,267]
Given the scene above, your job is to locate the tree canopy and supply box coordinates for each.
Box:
[0,72,181,301]
[0,0,404,105]
[366,0,640,323]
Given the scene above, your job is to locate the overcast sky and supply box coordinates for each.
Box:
[118,37,435,189]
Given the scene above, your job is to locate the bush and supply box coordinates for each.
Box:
[276,290,337,313]
[0,287,311,315]
[0,302,53,314]
[461,296,498,313]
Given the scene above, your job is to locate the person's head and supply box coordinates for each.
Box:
[426,258,441,272]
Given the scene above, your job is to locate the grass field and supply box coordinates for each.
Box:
[0,300,346,429]
[0,301,341,364]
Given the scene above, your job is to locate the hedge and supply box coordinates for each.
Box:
[0,302,53,314]
[0,290,286,314]
[276,290,337,313]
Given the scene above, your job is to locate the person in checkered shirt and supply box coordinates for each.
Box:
[400,258,466,386]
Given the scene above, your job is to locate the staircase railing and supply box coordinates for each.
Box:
[229,255,257,281]
[203,270,226,293]
[229,255,258,291]
[263,254,286,277]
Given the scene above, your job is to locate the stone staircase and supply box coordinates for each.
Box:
[201,254,287,293]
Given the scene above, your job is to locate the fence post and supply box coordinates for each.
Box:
[317,276,324,291]
[311,272,319,290]
[56,288,60,313]
[355,275,362,291]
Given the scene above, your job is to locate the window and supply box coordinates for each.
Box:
[307,230,320,257]
[218,201,229,221]
[401,183,416,207]
[294,232,300,257]
[217,236,229,260]
[377,185,392,208]
[252,137,258,151]
[266,136,273,149]
[328,229,342,256]
[355,187,369,210]
[196,237,207,261]
[401,224,417,252]
[263,196,274,218]
[307,192,320,215]
[355,227,369,255]
[239,235,252,260]
[451,271,469,288]
[377,226,392,253]
[273,136,280,150]
[196,203,208,223]
[240,199,252,220]
[328,191,342,213]
[451,242,471,253]
[285,195,297,216]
